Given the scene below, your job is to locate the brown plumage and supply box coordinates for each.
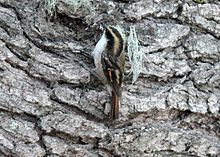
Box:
[92,26,125,119]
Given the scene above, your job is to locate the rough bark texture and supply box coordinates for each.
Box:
[0,0,220,156]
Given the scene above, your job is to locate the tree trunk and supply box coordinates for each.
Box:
[0,0,219,156]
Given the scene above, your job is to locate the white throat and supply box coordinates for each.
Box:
[92,33,107,68]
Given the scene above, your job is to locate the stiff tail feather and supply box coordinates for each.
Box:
[111,91,119,119]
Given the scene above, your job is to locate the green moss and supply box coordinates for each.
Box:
[127,26,143,84]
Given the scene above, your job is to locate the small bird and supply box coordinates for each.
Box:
[92,26,125,119]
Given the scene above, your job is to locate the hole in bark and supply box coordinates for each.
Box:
[0,67,4,72]
[50,12,96,41]
[176,5,183,16]
[185,145,191,151]
[178,109,192,120]
[55,12,87,30]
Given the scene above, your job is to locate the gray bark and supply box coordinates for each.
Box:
[0,0,220,156]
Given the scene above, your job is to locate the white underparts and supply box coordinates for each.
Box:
[92,33,107,69]
[92,32,109,86]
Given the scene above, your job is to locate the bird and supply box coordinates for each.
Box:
[92,26,125,120]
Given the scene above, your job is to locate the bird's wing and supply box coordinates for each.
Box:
[101,51,123,97]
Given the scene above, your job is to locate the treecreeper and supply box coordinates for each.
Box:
[92,26,125,119]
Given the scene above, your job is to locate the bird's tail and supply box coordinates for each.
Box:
[111,91,119,120]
